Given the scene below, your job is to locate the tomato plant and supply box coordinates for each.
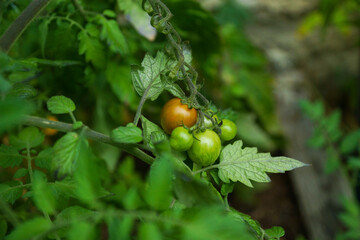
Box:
[170,126,193,151]
[188,129,221,166]
[220,119,237,141]
[160,98,198,134]
[0,0,308,239]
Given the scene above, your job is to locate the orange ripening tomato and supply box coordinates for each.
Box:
[43,116,58,136]
[160,98,198,134]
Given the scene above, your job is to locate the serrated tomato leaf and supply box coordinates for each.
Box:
[218,141,307,187]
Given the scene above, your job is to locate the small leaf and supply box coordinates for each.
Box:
[72,121,83,130]
[103,9,116,18]
[221,182,234,196]
[47,95,76,114]
[341,130,360,154]
[141,115,167,148]
[131,51,170,101]
[67,222,95,240]
[32,171,56,214]
[98,17,128,54]
[218,141,307,187]
[265,226,285,238]
[6,217,51,240]
[53,132,81,175]
[34,148,54,170]
[138,222,162,240]
[0,182,23,204]
[10,126,44,149]
[54,206,94,238]
[111,123,143,144]
[7,84,37,99]
[0,145,23,168]
[13,168,28,179]
[107,215,134,240]
[78,29,106,69]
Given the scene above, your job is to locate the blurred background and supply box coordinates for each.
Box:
[1,0,359,239]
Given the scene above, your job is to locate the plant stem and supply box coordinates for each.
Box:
[0,0,52,53]
[133,72,161,126]
[23,116,155,164]
[70,0,87,19]
[68,111,77,124]
[26,143,34,183]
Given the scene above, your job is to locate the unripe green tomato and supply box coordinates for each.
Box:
[203,114,219,128]
[170,127,193,151]
[220,119,237,141]
[188,129,221,167]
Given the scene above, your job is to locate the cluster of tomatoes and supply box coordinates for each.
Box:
[160,98,237,167]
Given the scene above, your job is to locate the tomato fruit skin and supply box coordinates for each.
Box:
[220,119,237,141]
[170,127,193,151]
[188,129,221,167]
[161,98,198,134]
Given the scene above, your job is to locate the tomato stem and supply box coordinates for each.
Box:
[23,115,155,165]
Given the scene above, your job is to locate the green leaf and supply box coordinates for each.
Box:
[174,171,223,207]
[218,141,307,187]
[72,121,83,130]
[144,156,173,210]
[73,136,107,206]
[141,115,167,148]
[117,0,156,41]
[78,29,106,69]
[103,9,116,18]
[0,145,23,168]
[341,130,360,154]
[13,168,28,179]
[324,147,340,174]
[53,206,94,238]
[47,95,76,114]
[34,148,53,170]
[67,222,95,240]
[107,215,134,240]
[131,51,170,101]
[32,171,56,214]
[0,181,23,204]
[53,132,81,175]
[182,207,256,240]
[105,63,139,110]
[111,123,143,144]
[7,84,37,99]
[221,182,234,196]
[5,217,51,240]
[0,99,33,134]
[10,126,44,149]
[138,222,162,240]
[265,226,285,239]
[0,219,7,239]
[98,17,128,54]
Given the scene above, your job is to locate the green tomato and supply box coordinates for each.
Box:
[170,127,193,151]
[188,129,221,166]
[203,114,219,128]
[220,119,237,141]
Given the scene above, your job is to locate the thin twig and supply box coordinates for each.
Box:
[0,0,52,52]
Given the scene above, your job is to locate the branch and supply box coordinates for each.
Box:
[22,116,155,165]
[0,0,52,53]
